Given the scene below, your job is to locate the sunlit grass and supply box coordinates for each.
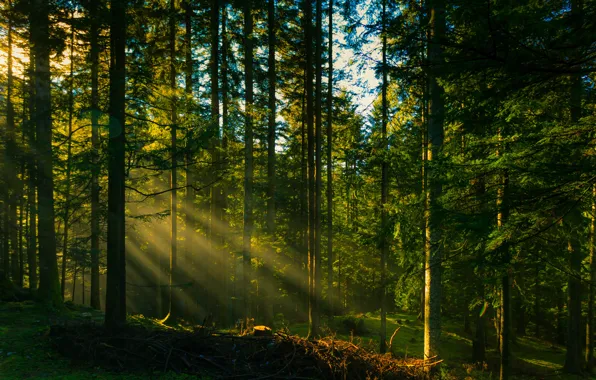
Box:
[285,310,586,379]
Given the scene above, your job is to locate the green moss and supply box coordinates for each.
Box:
[287,311,596,379]
[0,302,208,379]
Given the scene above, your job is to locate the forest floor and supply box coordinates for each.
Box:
[0,301,591,379]
[288,311,591,379]
[0,301,199,379]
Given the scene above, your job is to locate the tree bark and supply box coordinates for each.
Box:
[7,0,20,284]
[313,0,323,338]
[267,0,277,236]
[564,0,584,371]
[221,1,231,324]
[105,0,127,329]
[32,0,62,308]
[243,0,254,320]
[61,13,76,300]
[168,0,180,322]
[183,0,195,320]
[89,0,101,311]
[304,0,316,338]
[379,0,388,354]
[326,0,334,325]
[424,0,445,366]
[27,38,38,292]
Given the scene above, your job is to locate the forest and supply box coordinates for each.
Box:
[1,0,595,378]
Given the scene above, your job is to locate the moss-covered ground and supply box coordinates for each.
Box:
[0,302,593,379]
[288,311,591,379]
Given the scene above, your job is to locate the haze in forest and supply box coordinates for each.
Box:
[1,0,596,379]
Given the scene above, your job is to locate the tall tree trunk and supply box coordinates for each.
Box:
[27,40,38,292]
[300,72,308,321]
[183,0,195,320]
[89,0,101,311]
[564,0,584,371]
[313,0,323,338]
[379,0,388,354]
[327,0,334,324]
[243,0,254,320]
[62,14,75,300]
[472,175,486,363]
[208,0,221,321]
[587,185,596,371]
[221,1,231,324]
[7,0,19,284]
[32,0,62,308]
[305,0,316,337]
[105,0,127,329]
[167,0,179,322]
[534,264,540,338]
[267,0,276,235]
[424,0,445,366]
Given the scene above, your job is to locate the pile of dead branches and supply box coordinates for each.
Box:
[50,323,435,379]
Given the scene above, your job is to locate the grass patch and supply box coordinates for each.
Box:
[0,301,201,379]
[287,311,594,379]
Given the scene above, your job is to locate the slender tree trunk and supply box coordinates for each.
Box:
[587,185,596,371]
[221,1,231,324]
[32,0,62,308]
[208,0,221,321]
[89,0,101,311]
[304,0,316,338]
[534,264,540,337]
[82,265,85,305]
[313,0,323,338]
[472,175,486,363]
[2,207,8,276]
[267,0,276,235]
[183,0,195,320]
[420,70,428,323]
[7,0,20,284]
[379,0,388,354]
[243,0,254,320]
[18,174,26,287]
[564,0,584,370]
[62,14,75,300]
[105,0,127,329]
[27,42,38,292]
[326,0,334,324]
[72,263,77,302]
[300,72,308,321]
[424,0,445,366]
[167,0,179,322]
